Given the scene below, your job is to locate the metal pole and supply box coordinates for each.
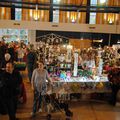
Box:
[108,34,111,46]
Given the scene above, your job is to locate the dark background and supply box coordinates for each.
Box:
[36,30,120,47]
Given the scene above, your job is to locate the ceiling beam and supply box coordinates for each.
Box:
[0,0,120,9]
[0,0,120,13]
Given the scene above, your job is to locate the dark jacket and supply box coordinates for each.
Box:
[26,51,37,64]
[0,70,22,98]
[108,68,120,85]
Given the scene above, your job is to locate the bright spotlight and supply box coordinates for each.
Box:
[100,0,106,4]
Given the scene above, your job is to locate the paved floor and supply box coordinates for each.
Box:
[0,71,120,120]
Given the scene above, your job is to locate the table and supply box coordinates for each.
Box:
[49,75,111,100]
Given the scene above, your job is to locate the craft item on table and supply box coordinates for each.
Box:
[52,71,57,77]
[48,66,54,73]
[52,77,60,81]
[66,71,71,80]
[83,82,95,89]
[96,82,104,89]
[83,70,93,78]
[78,69,92,78]
[82,63,89,70]
[60,71,66,80]
[70,83,80,92]
[60,63,64,68]
[67,64,71,68]
[78,69,83,76]
[88,60,96,73]
[64,64,66,68]
[56,70,60,77]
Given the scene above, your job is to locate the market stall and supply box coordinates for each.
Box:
[35,34,118,101]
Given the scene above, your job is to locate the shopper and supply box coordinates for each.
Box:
[0,40,7,68]
[31,61,51,117]
[26,48,37,82]
[108,66,120,106]
[2,49,12,68]
[1,62,22,120]
[17,46,25,62]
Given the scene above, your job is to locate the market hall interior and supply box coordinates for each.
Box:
[0,0,120,120]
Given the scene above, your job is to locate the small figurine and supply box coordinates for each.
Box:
[66,71,71,80]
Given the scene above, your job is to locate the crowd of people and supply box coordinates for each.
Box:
[0,40,37,120]
[0,40,53,120]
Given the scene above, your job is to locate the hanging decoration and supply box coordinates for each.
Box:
[36,33,69,64]
[36,33,69,45]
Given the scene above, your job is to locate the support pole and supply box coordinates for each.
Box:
[108,34,111,46]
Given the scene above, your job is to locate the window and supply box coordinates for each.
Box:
[89,13,96,24]
[91,0,97,5]
[89,0,97,24]
[99,0,106,4]
[53,0,60,4]
[15,8,22,20]
[0,29,28,44]
[53,0,60,23]
[53,10,59,23]
[15,3,22,20]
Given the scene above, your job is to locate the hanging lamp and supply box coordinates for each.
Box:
[33,0,39,21]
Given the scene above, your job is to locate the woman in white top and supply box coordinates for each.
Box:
[31,61,51,116]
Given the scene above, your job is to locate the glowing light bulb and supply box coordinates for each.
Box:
[108,19,113,24]
[100,0,106,4]
[71,19,75,23]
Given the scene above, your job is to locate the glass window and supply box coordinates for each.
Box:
[89,0,97,24]
[53,0,60,4]
[15,8,22,20]
[99,0,106,4]
[91,0,97,5]
[0,29,28,44]
[20,29,28,35]
[89,13,96,24]
[53,0,60,23]
[53,10,59,23]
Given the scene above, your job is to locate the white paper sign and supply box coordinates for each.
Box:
[73,52,78,76]
[66,48,72,62]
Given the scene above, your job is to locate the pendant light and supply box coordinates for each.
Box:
[33,0,39,21]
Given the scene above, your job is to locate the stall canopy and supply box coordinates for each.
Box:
[36,33,69,45]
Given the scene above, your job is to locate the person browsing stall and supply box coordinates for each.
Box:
[31,61,52,117]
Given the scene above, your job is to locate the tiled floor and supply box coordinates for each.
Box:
[0,71,120,120]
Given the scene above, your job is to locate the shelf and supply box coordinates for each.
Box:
[59,68,71,70]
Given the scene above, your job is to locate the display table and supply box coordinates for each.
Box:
[14,62,26,71]
[52,75,108,82]
[50,75,111,94]
[49,75,111,101]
